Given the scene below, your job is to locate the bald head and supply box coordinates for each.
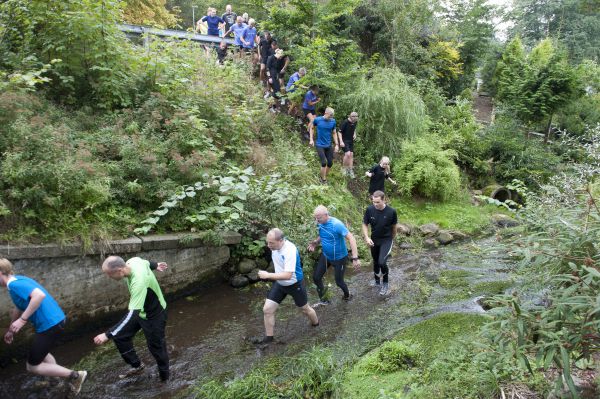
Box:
[266,228,285,250]
[102,256,128,280]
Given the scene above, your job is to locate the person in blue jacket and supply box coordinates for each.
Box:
[0,258,87,395]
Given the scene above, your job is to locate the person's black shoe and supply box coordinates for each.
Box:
[159,370,170,382]
[249,336,274,345]
[342,294,354,301]
[118,363,145,379]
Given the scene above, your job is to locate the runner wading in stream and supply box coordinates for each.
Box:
[251,228,319,345]
[93,256,170,382]
[308,205,360,305]
[0,258,87,395]
[362,191,398,296]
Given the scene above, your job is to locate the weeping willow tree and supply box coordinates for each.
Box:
[337,68,428,160]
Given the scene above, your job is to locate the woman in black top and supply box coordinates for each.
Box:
[366,156,396,194]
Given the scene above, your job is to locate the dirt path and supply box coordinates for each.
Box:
[473,93,494,124]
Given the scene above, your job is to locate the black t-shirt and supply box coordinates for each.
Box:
[368,164,389,194]
[340,119,357,143]
[222,12,237,31]
[216,46,228,63]
[259,37,273,59]
[363,205,398,241]
[274,55,289,71]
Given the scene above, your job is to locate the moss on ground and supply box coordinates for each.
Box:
[444,279,514,302]
[391,196,507,235]
[340,313,489,399]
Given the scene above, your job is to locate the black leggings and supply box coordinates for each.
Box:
[316,146,333,168]
[112,310,169,375]
[313,253,349,299]
[371,238,393,283]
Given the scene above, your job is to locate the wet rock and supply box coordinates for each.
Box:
[238,259,257,274]
[472,189,483,196]
[267,261,275,273]
[230,274,249,288]
[423,238,439,249]
[436,231,454,245]
[396,223,411,236]
[492,214,519,228]
[256,258,268,270]
[417,256,434,269]
[399,242,413,250]
[247,268,261,283]
[419,223,440,236]
[449,230,469,240]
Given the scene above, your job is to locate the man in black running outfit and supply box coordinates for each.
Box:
[362,191,398,296]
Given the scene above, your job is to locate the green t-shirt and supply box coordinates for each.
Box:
[126,257,167,319]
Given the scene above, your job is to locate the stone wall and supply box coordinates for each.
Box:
[0,232,240,362]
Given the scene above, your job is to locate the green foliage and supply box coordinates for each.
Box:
[394,137,461,201]
[482,115,563,187]
[122,0,178,27]
[432,99,491,181]
[337,68,428,161]
[194,347,345,399]
[363,340,422,373]
[494,37,582,127]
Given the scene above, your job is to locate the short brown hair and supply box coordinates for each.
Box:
[0,258,14,276]
[372,190,385,200]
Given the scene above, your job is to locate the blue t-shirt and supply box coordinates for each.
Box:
[313,116,337,148]
[242,26,257,48]
[8,276,65,333]
[201,15,225,36]
[318,217,349,261]
[303,90,317,110]
[286,72,301,92]
[231,23,248,45]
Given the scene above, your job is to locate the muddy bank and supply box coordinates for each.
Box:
[0,237,514,399]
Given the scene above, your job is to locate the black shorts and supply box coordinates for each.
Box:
[28,320,65,366]
[303,108,315,117]
[342,139,354,153]
[316,146,334,167]
[267,281,308,307]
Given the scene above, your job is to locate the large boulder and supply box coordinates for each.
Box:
[230,274,249,288]
[396,223,412,236]
[238,258,257,274]
[419,223,440,236]
[247,268,261,283]
[436,231,454,245]
[256,258,268,270]
[423,238,439,249]
[492,214,519,228]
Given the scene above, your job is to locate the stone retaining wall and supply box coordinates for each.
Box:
[0,232,240,362]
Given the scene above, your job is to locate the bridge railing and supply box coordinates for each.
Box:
[118,23,236,46]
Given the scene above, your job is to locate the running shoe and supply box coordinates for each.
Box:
[70,370,87,395]
[313,299,331,308]
[379,283,390,296]
[263,92,271,99]
[342,294,354,301]
[159,370,170,382]
[348,169,356,179]
[369,280,381,287]
[280,98,286,105]
[118,363,145,379]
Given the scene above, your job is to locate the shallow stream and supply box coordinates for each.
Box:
[0,237,514,399]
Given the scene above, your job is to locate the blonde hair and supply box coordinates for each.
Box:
[325,107,334,116]
[0,258,14,276]
[380,156,391,173]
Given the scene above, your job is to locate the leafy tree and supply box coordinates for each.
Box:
[494,37,582,138]
[123,0,178,27]
[508,0,600,63]
[337,68,427,161]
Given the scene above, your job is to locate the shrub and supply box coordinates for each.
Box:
[395,137,461,200]
[337,67,428,161]
[364,340,422,373]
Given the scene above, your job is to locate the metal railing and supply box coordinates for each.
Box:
[117,23,235,46]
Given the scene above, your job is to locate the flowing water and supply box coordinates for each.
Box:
[0,237,513,399]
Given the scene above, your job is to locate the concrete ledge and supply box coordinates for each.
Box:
[0,231,242,259]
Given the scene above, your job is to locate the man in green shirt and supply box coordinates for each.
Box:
[93,256,170,381]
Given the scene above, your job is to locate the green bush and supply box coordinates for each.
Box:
[364,340,422,373]
[395,137,461,200]
[337,68,428,161]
